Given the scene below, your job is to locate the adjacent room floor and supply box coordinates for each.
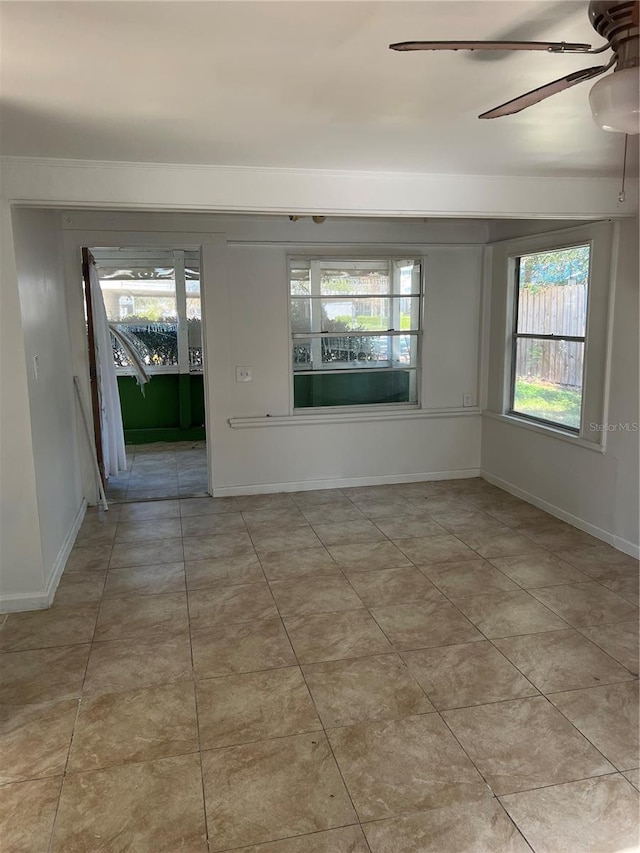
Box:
[105,441,208,501]
[1,478,638,852]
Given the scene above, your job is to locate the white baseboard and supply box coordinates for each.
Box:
[212,468,482,497]
[0,500,87,614]
[481,471,640,559]
[612,535,640,560]
[0,591,50,613]
[45,499,87,605]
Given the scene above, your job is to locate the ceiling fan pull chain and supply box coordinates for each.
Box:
[619,133,629,202]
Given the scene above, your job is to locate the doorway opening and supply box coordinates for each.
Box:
[84,246,208,502]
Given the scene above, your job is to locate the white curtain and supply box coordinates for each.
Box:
[89,263,127,477]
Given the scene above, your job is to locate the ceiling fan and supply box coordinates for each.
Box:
[390,0,639,133]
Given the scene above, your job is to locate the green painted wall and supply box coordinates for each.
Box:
[117,374,206,444]
[294,370,411,408]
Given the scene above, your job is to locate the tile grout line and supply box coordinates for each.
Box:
[498,768,629,802]
[268,582,373,849]
[535,691,630,773]
[4,478,637,851]
[184,577,213,852]
[375,522,638,694]
[270,501,542,847]
[434,708,537,853]
[388,532,584,644]
[282,490,636,807]
[243,492,559,840]
[485,632,638,695]
[44,530,115,853]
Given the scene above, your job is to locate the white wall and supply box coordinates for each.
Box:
[0,208,84,611]
[60,212,486,494]
[2,205,635,614]
[0,145,633,614]
[482,218,639,555]
[209,238,484,492]
[0,202,45,608]
[607,218,640,548]
[487,220,586,241]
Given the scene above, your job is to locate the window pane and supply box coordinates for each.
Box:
[320,264,390,296]
[293,340,312,370]
[100,273,178,368]
[185,258,200,282]
[290,258,421,409]
[188,318,202,372]
[395,260,421,295]
[186,275,203,372]
[291,299,312,334]
[517,245,590,336]
[186,274,201,322]
[110,320,178,368]
[290,265,311,296]
[512,338,584,429]
[290,296,419,334]
[294,370,416,408]
[186,297,201,318]
[321,296,419,332]
[100,273,177,323]
[321,297,391,331]
[99,263,173,282]
[293,334,418,371]
[392,333,418,365]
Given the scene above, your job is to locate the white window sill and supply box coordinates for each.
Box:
[483,411,605,453]
[228,407,481,429]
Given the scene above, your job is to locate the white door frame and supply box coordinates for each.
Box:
[61,227,222,502]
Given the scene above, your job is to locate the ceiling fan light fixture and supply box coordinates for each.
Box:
[589,67,640,133]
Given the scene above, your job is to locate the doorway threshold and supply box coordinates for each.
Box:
[105,440,208,503]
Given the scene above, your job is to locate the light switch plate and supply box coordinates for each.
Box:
[236,366,252,383]
[463,394,473,407]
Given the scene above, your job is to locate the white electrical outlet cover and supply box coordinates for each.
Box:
[236,366,252,382]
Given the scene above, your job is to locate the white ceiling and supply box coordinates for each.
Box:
[1,0,636,177]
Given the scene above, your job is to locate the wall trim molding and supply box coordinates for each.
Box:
[2,155,636,219]
[612,535,640,559]
[0,591,50,614]
[0,499,87,614]
[481,470,640,558]
[212,468,481,497]
[45,499,88,606]
[229,409,481,429]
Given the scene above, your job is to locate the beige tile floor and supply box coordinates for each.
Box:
[106,441,208,501]
[1,478,639,852]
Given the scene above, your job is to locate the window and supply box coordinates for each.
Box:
[290,258,421,409]
[94,249,202,373]
[510,244,590,431]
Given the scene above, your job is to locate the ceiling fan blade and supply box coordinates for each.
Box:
[389,40,593,53]
[478,65,609,118]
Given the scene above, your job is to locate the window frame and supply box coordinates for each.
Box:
[507,240,592,434]
[489,221,615,449]
[94,248,203,376]
[287,255,424,414]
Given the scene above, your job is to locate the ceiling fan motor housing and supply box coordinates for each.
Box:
[589,1,639,69]
[588,1,639,133]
